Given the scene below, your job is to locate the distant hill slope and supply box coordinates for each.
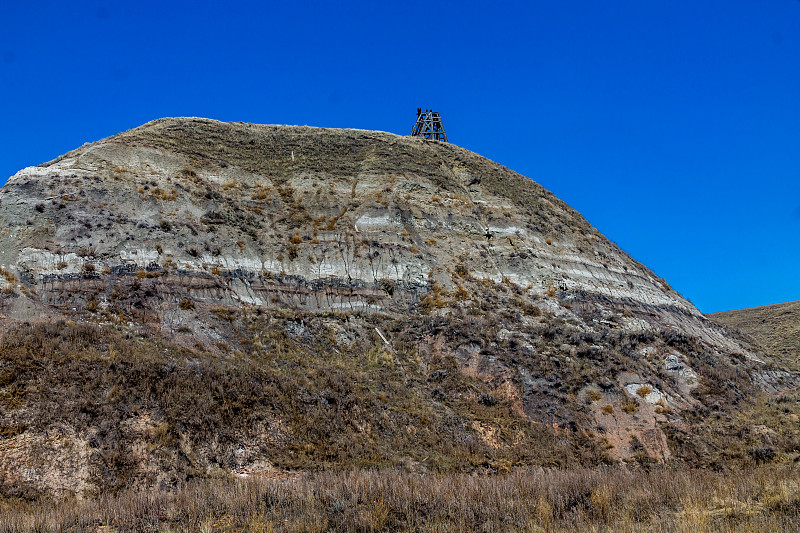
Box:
[709,301,800,373]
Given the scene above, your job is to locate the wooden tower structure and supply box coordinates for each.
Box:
[411,108,448,142]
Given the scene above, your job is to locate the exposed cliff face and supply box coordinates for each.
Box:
[0,119,736,341]
[0,118,796,497]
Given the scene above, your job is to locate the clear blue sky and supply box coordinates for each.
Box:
[1,1,799,313]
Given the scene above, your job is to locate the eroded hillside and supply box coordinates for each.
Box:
[1,118,798,497]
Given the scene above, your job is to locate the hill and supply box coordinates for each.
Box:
[709,300,800,373]
[0,118,798,499]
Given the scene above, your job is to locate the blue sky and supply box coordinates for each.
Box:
[1,1,798,313]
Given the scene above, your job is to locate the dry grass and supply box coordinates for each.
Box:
[2,466,799,532]
[622,399,638,414]
[0,267,16,283]
[0,304,796,513]
[0,317,614,497]
[709,300,800,373]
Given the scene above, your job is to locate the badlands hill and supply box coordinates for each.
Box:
[710,300,800,373]
[0,117,798,498]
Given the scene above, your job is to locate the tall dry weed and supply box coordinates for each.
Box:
[1,466,799,532]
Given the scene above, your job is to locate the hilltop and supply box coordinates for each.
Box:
[0,118,798,499]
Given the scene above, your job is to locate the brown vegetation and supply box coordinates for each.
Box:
[709,300,800,373]
[2,466,800,532]
[0,318,617,499]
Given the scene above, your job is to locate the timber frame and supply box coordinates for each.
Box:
[411,108,448,142]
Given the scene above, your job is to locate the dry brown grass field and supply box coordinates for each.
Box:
[2,466,800,532]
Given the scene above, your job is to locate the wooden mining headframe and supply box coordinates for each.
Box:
[411,108,448,142]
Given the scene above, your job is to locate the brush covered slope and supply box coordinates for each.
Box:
[710,301,800,373]
[0,118,798,498]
